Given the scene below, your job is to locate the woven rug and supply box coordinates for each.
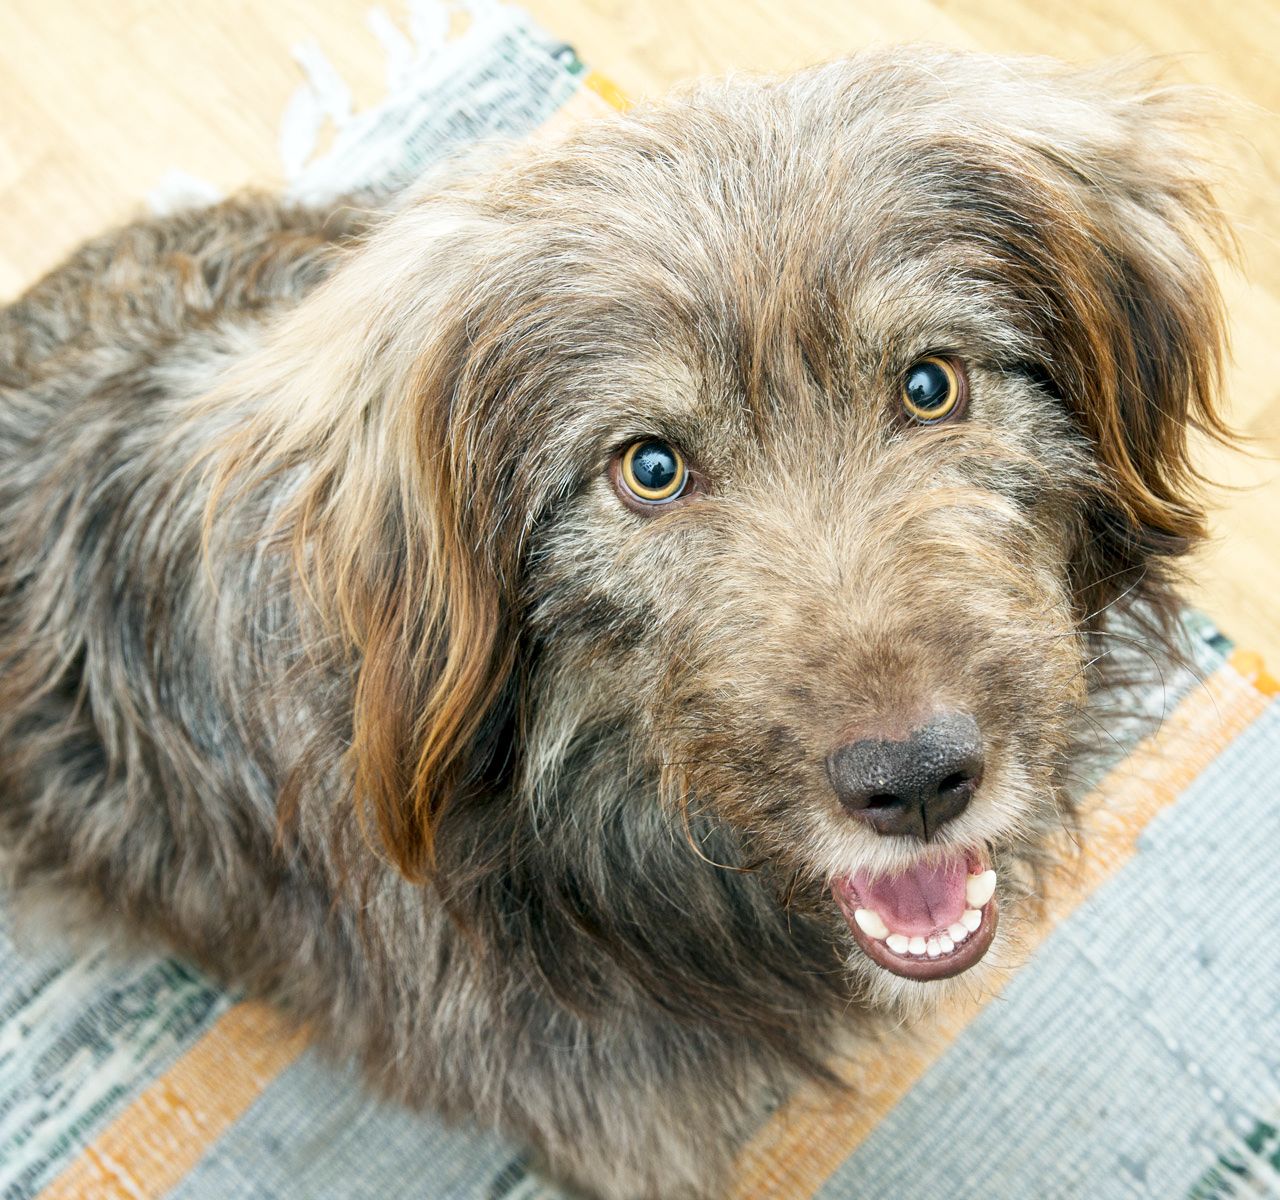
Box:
[3,5,1279,1197]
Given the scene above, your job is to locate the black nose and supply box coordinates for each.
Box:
[825,713,983,840]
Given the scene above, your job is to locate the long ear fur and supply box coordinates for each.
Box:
[1030,64,1235,556]
[917,55,1236,591]
[204,194,516,881]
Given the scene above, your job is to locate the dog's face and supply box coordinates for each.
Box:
[516,237,1092,997]
[527,335,1084,989]
[230,50,1227,1014]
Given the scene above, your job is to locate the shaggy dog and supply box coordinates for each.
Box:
[0,47,1230,1199]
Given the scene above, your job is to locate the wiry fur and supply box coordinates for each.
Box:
[0,49,1231,1198]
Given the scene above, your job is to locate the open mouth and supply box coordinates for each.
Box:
[832,850,998,981]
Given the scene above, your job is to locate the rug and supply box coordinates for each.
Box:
[2,5,1278,1197]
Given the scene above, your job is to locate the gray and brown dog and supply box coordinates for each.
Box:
[0,47,1231,1199]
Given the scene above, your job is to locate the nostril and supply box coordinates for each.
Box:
[865,793,901,810]
[937,772,974,796]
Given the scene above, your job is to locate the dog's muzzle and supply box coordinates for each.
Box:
[826,713,998,981]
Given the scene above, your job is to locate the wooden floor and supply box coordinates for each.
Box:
[1,0,1276,660]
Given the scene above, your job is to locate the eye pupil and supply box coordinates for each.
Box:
[901,356,963,423]
[618,439,689,505]
[631,442,678,491]
[905,362,950,411]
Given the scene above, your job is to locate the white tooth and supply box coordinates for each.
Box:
[940,935,955,953]
[908,936,927,956]
[965,870,997,909]
[926,938,941,958]
[886,934,910,955]
[854,908,890,940]
[948,923,969,943]
[961,908,982,932]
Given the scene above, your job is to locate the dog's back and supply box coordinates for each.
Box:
[0,197,361,968]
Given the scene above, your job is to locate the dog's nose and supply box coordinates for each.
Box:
[825,713,983,840]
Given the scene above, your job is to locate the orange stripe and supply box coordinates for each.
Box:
[583,70,630,111]
[731,666,1270,1199]
[38,1002,308,1200]
[1230,648,1280,697]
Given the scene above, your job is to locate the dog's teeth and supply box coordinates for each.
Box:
[961,908,982,933]
[948,922,969,943]
[908,936,927,956]
[939,935,955,953]
[854,908,890,940]
[926,938,941,958]
[886,934,910,955]
[965,870,997,908]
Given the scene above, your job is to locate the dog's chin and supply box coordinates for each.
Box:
[830,847,1001,989]
[844,928,1010,1020]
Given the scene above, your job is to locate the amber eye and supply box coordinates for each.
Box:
[901,356,966,424]
[618,439,689,504]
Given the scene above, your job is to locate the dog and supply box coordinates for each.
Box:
[0,46,1231,1199]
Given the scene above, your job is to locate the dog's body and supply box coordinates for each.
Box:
[0,50,1229,1199]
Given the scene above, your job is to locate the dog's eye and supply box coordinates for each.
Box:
[901,356,967,424]
[616,439,689,505]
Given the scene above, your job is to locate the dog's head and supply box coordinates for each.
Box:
[221,49,1230,1018]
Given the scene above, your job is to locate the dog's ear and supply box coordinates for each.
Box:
[933,57,1235,586]
[206,198,519,881]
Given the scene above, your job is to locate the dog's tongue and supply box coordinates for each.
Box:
[853,855,969,937]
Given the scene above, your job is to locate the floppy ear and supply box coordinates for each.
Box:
[1041,73,1231,550]
[205,196,519,881]
[939,58,1235,604]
